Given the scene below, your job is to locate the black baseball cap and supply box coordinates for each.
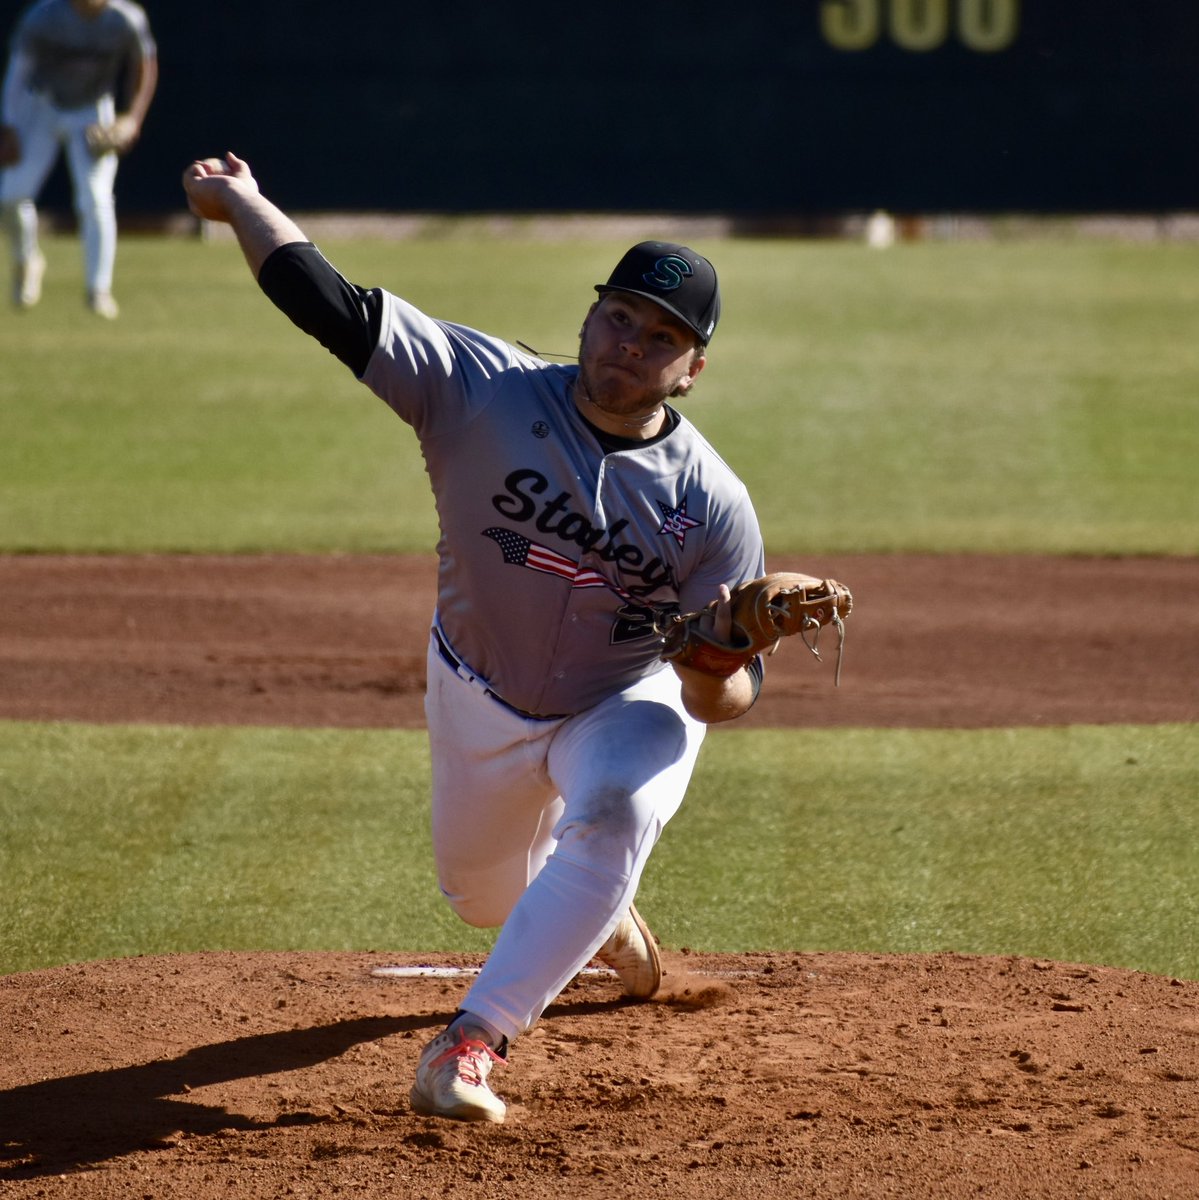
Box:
[595,241,721,345]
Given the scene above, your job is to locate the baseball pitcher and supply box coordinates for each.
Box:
[182,152,851,1124]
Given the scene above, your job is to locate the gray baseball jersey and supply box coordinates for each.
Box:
[362,291,766,717]
[7,0,155,110]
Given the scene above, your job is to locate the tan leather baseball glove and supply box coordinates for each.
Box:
[85,115,139,157]
[661,572,854,682]
[0,125,20,168]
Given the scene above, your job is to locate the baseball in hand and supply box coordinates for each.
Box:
[183,153,251,222]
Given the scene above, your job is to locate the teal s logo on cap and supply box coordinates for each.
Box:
[595,240,721,344]
[642,255,693,293]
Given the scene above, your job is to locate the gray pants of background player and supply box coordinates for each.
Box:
[1,90,119,297]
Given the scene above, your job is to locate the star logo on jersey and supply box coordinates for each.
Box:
[656,496,704,549]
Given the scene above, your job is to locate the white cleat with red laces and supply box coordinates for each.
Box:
[410,1026,507,1123]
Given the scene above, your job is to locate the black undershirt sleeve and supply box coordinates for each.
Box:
[256,242,382,378]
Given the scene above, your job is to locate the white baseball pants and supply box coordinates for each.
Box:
[0,90,119,295]
[423,629,707,1043]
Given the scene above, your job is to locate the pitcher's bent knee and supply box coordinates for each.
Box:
[438,886,515,930]
[557,785,654,849]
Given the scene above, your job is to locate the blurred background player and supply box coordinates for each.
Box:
[0,0,157,318]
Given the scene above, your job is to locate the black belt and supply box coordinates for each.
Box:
[432,627,571,722]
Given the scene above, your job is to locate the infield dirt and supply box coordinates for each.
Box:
[1,552,1196,1198]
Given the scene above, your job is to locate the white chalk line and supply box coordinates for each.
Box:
[372,965,604,979]
[370,965,758,979]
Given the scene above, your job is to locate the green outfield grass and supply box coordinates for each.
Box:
[2,722,1196,979]
[1,229,1195,982]
[1,232,1196,555]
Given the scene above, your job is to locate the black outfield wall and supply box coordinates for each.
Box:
[32,0,1199,216]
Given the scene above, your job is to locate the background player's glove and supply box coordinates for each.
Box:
[85,115,139,157]
[661,572,854,682]
[0,125,20,167]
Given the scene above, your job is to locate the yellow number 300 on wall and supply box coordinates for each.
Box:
[820,0,1020,53]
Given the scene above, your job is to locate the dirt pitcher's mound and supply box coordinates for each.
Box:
[2,950,1197,1199]
[2,552,1197,1197]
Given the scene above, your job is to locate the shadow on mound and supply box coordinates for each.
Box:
[0,1014,428,1180]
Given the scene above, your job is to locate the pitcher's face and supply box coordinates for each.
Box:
[576,293,705,419]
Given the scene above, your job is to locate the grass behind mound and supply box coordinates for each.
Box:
[2,230,1194,991]
[2,722,1195,979]
[1,234,1196,556]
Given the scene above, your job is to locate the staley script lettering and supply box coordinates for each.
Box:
[493,468,677,596]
